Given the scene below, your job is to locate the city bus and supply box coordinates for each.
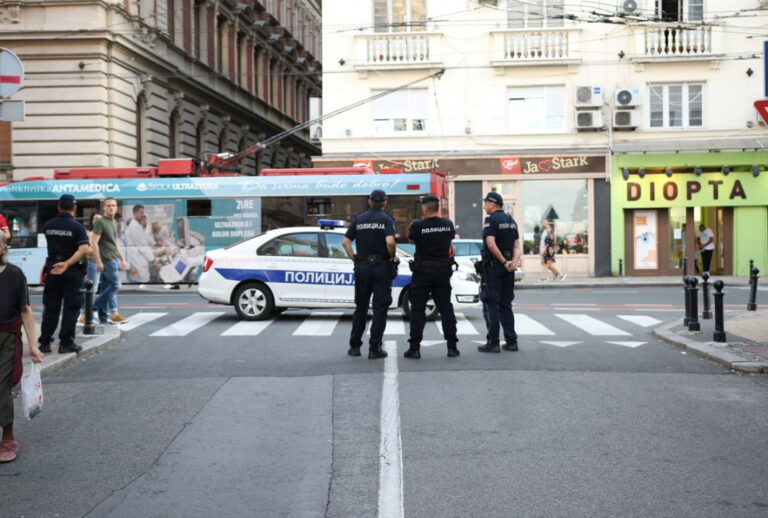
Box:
[0,168,448,285]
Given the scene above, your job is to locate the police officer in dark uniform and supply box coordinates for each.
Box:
[342,189,397,359]
[477,192,521,353]
[38,194,90,354]
[404,195,459,359]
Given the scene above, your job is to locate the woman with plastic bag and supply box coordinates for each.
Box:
[0,233,44,463]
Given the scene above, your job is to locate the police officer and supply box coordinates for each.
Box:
[477,192,521,353]
[38,194,90,354]
[404,195,459,359]
[342,189,397,359]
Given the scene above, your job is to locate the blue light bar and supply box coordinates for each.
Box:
[318,219,346,229]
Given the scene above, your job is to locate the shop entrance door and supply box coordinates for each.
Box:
[693,207,733,275]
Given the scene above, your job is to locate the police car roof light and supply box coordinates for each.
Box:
[318,219,346,229]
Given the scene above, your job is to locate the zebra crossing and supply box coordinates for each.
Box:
[114,310,666,348]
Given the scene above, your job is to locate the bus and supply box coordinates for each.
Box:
[0,168,448,285]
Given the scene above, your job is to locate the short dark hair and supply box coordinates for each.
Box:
[103,197,117,205]
[422,201,439,213]
[371,200,386,210]
[132,204,145,215]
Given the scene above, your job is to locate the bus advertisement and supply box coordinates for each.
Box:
[0,171,446,285]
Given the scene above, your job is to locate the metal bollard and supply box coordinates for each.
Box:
[747,266,760,311]
[683,275,692,327]
[618,258,623,279]
[687,276,700,331]
[713,280,726,342]
[701,271,712,319]
[83,280,96,335]
[682,256,688,279]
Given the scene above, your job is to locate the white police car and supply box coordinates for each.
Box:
[452,238,525,281]
[198,220,481,321]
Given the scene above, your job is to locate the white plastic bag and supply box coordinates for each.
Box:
[21,362,43,420]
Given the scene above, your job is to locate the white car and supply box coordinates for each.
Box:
[452,238,525,281]
[198,222,481,321]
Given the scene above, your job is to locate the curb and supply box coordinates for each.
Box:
[36,325,122,376]
[653,322,768,374]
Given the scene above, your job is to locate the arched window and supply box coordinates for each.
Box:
[135,94,145,165]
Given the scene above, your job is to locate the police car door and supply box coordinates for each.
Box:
[322,232,356,306]
[258,232,327,306]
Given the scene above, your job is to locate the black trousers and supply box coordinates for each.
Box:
[40,267,84,347]
[349,263,392,349]
[408,269,457,349]
[701,249,713,273]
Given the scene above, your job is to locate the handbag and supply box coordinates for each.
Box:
[21,362,44,420]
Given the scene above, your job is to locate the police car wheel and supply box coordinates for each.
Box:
[233,282,274,321]
[401,289,439,321]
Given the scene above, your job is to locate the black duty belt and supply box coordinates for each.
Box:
[418,258,453,270]
[46,255,68,264]
[355,254,386,266]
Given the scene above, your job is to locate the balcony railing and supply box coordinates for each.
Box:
[491,28,581,65]
[633,25,721,61]
[354,32,442,68]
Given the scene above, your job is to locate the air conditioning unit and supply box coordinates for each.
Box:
[575,110,604,130]
[574,85,604,108]
[613,109,640,129]
[615,87,641,108]
[621,0,638,14]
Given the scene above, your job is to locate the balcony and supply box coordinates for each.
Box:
[354,32,443,70]
[632,25,723,62]
[490,28,581,67]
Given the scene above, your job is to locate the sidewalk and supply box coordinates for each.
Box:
[20,322,122,377]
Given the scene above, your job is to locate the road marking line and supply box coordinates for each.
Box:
[555,313,631,336]
[294,312,343,336]
[515,313,555,335]
[606,341,646,348]
[434,312,478,335]
[368,317,406,335]
[617,315,663,327]
[379,340,404,518]
[551,307,601,311]
[540,341,582,347]
[115,312,166,331]
[221,319,275,336]
[150,312,225,336]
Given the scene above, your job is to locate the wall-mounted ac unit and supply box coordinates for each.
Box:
[574,85,604,108]
[575,110,604,130]
[615,87,641,108]
[613,109,640,129]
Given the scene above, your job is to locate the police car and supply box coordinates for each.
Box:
[198,220,481,321]
[452,238,525,281]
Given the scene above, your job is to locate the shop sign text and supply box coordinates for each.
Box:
[626,179,747,203]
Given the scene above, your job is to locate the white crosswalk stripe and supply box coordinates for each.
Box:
[117,312,166,331]
[515,313,556,335]
[150,311,226,337]
[367,317,406,335]
[221,319,275,336]
[433,312,478,336]
[617,315,662,327]
[295,312,343,336]
[554,313,631,336]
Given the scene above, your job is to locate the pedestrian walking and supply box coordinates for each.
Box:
[539,219,565,281]
[78,211,101,324]
[91,198,129,324]
[404,195,459,359]
[38,194,90,354]
[0,232,44,463]
[697,223,715,274]
[477,192,522,353]
[342,189,397,359]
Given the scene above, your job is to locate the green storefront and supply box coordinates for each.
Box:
[611,151,768,277]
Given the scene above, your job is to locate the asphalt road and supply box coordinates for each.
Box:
[4,287,768,518]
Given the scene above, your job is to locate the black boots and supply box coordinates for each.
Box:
[368,345,388,359]
[403,347,421,359]
[347,346,361,357]
[502,339,518,352]
[447,346,460,357]
[477,342,501,353]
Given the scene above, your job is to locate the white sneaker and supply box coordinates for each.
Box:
[558,273,567,281]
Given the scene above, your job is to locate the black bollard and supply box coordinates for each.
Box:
[682,256,688,279]
[688,276,700,331]
[747,266,759,311]
[713,280,726,342]
[683,275,692,326]
[83,280,96,335]
[701,271,712,319]
[618,258,623,279]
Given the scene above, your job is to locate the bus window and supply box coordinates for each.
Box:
[187,199,212,217]
[262,197,302,231]
[3,202,39,248]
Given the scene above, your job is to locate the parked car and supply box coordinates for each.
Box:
[198,221,481,321]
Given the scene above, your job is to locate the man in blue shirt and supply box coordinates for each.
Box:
[38,194,90,354]
[342,189,397,359]
[477,192,522,353]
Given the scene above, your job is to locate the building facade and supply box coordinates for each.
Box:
[0,0,322,180]
[316,0,768,277]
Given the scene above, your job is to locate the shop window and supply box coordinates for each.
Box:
[2,202,39,248]
[507,86,565,134]
[521,180,588,255]
[649,83,703,129]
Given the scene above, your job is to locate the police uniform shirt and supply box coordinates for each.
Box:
[43,212,89,261]
[482,210,519,257]
[409,217,455,262]
[345,208,396,259]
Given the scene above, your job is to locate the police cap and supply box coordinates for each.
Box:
[420,194,439,204]
[481,192,503,206]
[369,189,387,202]
[59,194,77,210]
